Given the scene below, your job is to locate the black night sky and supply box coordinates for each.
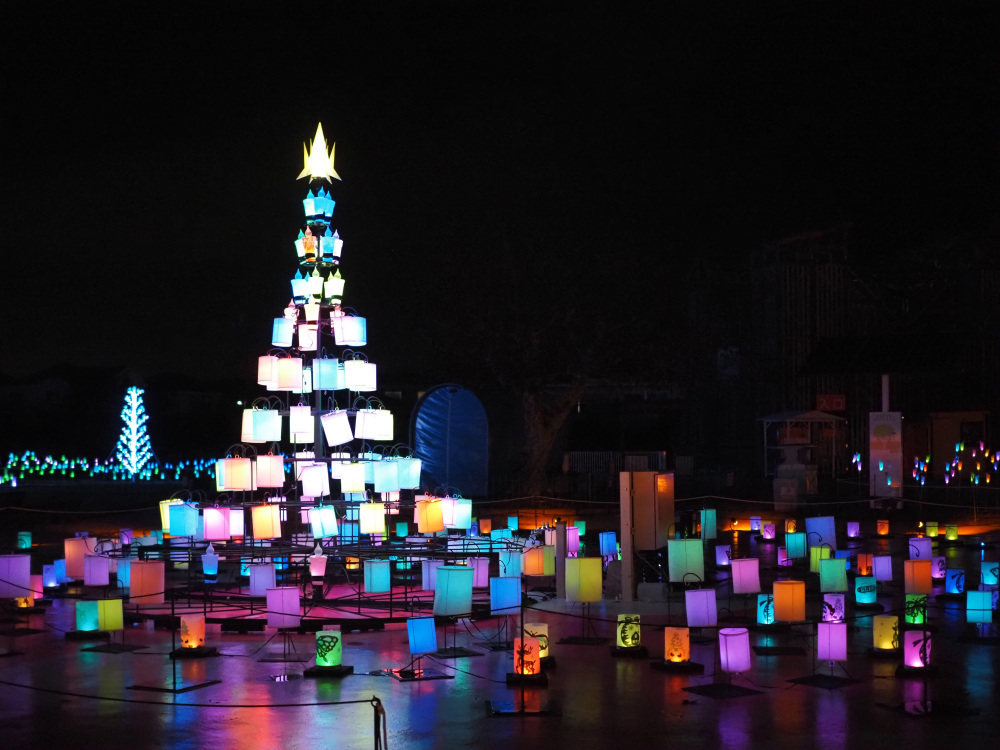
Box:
[2,2,998,384]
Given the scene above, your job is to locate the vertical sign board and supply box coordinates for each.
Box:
[869,412,902,498]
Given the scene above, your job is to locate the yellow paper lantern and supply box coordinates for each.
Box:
[565,558,602,602]
[873,614,899,650]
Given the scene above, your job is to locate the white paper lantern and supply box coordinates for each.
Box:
[332,312,367,346]
[300,463,331,498]
[340,462,366,493]
[320,409,353,446]
[255,454,285,488]
[249,564,276,596]
[276,357,303,391]
[272,318,294,347]
[396,457,422,489]
[310,506,338,538]
[289,405,314,442]
[343,359,376,391]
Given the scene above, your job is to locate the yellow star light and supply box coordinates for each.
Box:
[297,123,341,182]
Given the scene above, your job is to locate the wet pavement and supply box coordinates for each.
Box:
[2,527,999,750]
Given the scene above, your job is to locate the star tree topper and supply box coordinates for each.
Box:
[298,122,341,182]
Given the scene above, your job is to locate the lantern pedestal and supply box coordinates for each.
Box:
[650,659,705,674]
[303,663,354,678]
[65,629,110,641]
[505,670,549,687]
[169,645,220,659]
[610,644,649,658]
[485,697,559,717]
[81,640,148,654]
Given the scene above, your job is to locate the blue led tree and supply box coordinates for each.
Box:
[115,386,154,478]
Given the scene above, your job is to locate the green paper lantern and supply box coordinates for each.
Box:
[819,557,847,592]
[315,630,342,667]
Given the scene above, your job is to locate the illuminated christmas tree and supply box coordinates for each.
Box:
[115,386,154,478]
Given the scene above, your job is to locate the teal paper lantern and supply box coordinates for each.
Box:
[433,566,474,616]
[855,576,877,605]
[116,559,131,588]
[819,558,848,592]
[668,539,705,584]
[575,520,586,536]
[508,516,519,530]
[76,600,100,632]
[786,532,807,559]
[168,504,199,537]
[364,559,391,594]
[700,509,717,540]
[967,590,993,624]
[16,531,31,549]
[407,617,438,655]
[757,594,775,625]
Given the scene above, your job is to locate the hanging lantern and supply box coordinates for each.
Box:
[272,317,294,347]
[267,587,301,629]
[786,532,807,559]
[446,498,472,530]
[715,545,732,566]
[731,558,761,594]
[241,409,257,442]
[201,544,220,577]
[373,460,400,493]
[846,521,860,538]
[617,614,641,649]
[421,559,445,591]
[565,558,602,602]
[249,564,276,597]
[757,594,775,625]
[761,524,776,540]
[343,357,376,391]
[297,322,318,352]
[822,593,845,623]
[817,622,847,662]
[773,580,805,622]
[254,454,285,488]
[856,553,873,576]
[252,504,282,539]
[168,504,199,537]
[490,577,521,615]
[289,404,314,442]
[873,555,893,582]
[855,576,877,605]
[130,561,165,605]
[566,526,580,555]
[303,301,321,323]
[395,456,422,490]
[819,558,848,592]
[415,497,444,533]
[513,636,541,675]
[904,560,932,594]
[320,409,353,446]
[521,546,549,576]
[335,462,364,493]
[158,499,183,535]
[276,357,303,391]
[359,502,386,535]
[463,557,489,588]
[508,516,519,530]
[664,626,691,662]
[312,357,345,391]
[364,559,391,593]
[315,630,342,667]
[300,464,331,498]
[433,565,474,616]
[332,311,367,346]
[719,628,751,673]
[499,550,522,578]
[84,555,110,587]
[310,506,338,539]
[876,519,890,536]
[685,588,718,627]
[903,630,932,669]
[667,539,704,583]
[229,507,245,538]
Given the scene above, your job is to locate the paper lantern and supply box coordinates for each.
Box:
[715,545,732,566]
[856,553,873,576]
[229,507,245,537]
[942,569,965,596]
[822,593,845,623]
[565,558,602,602]
[924,521,939,538]
[966,590,993,624]
[497,551,521,580]
[731,558,761,594]
[266,587,301,629]
[761,524,776,540]
[17,574,41,607]
[272,317,294,347]
[524,622,550,658]
[514,637,541,675]
[904,594,927,624]
[315,630,342,667]
[334,462,364,494]
[16,531,31,549]
[358,502,385,535]
[276,357,302,391]
[664,627,691,663]
[433,566,474,616]
[873,555,893,582]
[904,560,932,594]
[786,532,807,559]
[203,507,231,541]
[685,588,718,627]
[931,556,946,580]
[667,539,705,583]
[700,509,717,539]
[876,519,890,536]
[64,538,89,580]
[372,460,400,493]
[342,357,376,391]
[42,565,58,589]
[490,528,512,542]
[617,614,641,648]
[846,521,860,538]
[180,614,206,648]
[873,614,899,650]
[909,538,932,560]
[407,617,438,655]
[542,545,556,575]
[54,559,67,584]
[309,506,337,539]
[777,547,792,567]
[249,564,276,597]
[903,630,932,668]
[757,594,775,625]
[252,504,282,539]
[466,557,490,588]
[819,558,848,592]
[490,577,521,615]
[223,457,253,491]
[599,531,618,557]
[945,524,959,541]
[809,545,831,574]
[415,497,444,534]
[333,312,367,346]
[76,600,100,631]
[446,498,472,530]
[773,580,805,622]
[750,516,761,532]
[719,627,751,673]
[817,622,847,661]
[165,503,198,537]
[130,561,165,605]
[421,559,444,591]
[984,562,1000,587]
[805,516,837,551]
[258,354,279,387]
[363,559,391,594]
[519,546,543,576]
[0,555,30,598]
[855,576,877,605]
[785,519,797,534]
[508,516,519,530]
[395,456,422,490]
[312,357,345,391]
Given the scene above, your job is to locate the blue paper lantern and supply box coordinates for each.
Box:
[599,531,618,558]
[407,617,438,655]
[169,504,199,537]
[945,569,965,595]
[490,577,521,615]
